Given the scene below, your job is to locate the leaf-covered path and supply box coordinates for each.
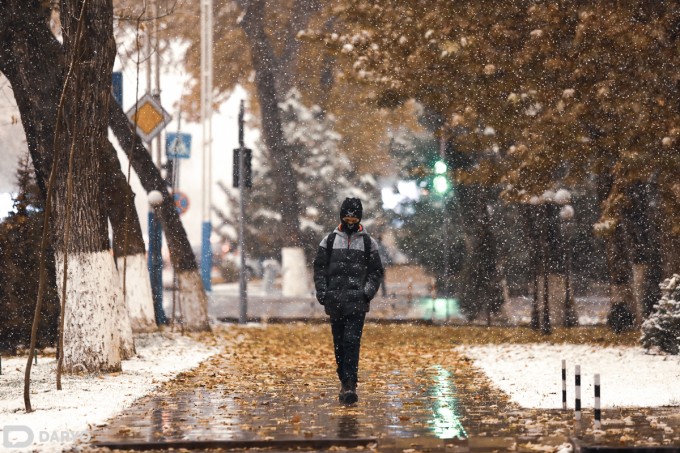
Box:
[88,324,678,452]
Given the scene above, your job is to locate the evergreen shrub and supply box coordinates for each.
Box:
[640,274,680,354]
[0,160,59,352]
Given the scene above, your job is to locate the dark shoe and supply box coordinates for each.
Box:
[338,382,351,403]
[343,389,358,405]
[341,381,358,405]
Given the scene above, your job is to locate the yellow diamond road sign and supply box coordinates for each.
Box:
[126,93,172,143]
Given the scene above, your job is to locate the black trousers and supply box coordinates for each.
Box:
[330,311,366,386]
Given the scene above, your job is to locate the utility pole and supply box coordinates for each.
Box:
[200,0,214,291]
[147,0,167,325]
[238,100,248,324]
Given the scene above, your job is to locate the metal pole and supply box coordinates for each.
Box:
[541,204,552,335]
[528,206,540,329]
[148,0,167,324]
[144,1,153,296]
[594,374,601,429]
[575,364,582,420]
[562,359,567,410]
[238,101,248,324]
[200,0,213,292]
[154,0,165,317]
[564,219,575,327]
[148,208,166,325]
[153,0,161,165]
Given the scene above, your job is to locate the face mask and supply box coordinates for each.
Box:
[342,217,360,232]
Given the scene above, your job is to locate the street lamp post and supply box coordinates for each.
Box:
[530,189,571,334]
[528,196,542,330]
[540,195,552,335]
[559,203,576,327]
[147,190,167,326]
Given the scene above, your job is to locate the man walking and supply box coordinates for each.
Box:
[313,197,384,404]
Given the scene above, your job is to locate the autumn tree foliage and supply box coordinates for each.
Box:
[113,0,419,249]
[311,1,679,205]
[308,0,680,326]
[216,90,384,262]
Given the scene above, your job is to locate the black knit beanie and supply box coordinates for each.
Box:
[340,197,363,220]
[340,198,362,232]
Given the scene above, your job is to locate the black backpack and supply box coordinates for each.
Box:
[325,232,371,266]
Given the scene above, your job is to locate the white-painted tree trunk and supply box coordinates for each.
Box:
[116,253,156,332]
[112,273,136,361]
[632,264,647,327]
[57,251,127,373]
[177,270,210,331]
[535,275,567,328]
[282,247,311,297]
[547,274,567,327]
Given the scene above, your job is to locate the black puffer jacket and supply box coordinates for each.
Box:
[313,225,384,318]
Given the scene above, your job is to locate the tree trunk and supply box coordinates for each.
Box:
[101,141,156,332]
[240,0,302,246]
[1,0,136,362]
[54,0,132,372]
[625,182,662,318]
[276,0,323,94]
[523,204,541,329]
[108,97,210,331]
[545,203,567,327]
[0,0,63,195]
[605,221,638,329]
[457,184,503,321]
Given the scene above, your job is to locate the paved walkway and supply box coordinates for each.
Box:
[87,324,680,452]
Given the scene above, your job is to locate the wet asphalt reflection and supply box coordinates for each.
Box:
[90,325,679,451]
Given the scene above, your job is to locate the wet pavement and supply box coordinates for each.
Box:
[88,324,680,452]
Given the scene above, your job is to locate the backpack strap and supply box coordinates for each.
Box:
[325,232,336,263]
[325,232,336,286]
[363,234,371,266]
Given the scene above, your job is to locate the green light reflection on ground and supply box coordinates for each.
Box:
[428,365,467,440]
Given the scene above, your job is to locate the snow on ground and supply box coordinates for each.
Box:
[0,331,220,452]
[456,343,680,409]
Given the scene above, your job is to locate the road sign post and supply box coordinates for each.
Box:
[237,100,248,324]
[147,191,167,326]
[111,72,123,106]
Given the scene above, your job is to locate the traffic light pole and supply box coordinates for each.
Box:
[238,100,248,324]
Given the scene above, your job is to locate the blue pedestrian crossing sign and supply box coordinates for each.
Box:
[166,132,192,159]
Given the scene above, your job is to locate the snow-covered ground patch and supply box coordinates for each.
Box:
[456,343,680,409]
[0,331,220,452]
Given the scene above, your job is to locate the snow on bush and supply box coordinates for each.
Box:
[641,274,680,354]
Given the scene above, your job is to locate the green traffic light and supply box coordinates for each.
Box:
[433,175,449,194]
[434,160,447,174]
